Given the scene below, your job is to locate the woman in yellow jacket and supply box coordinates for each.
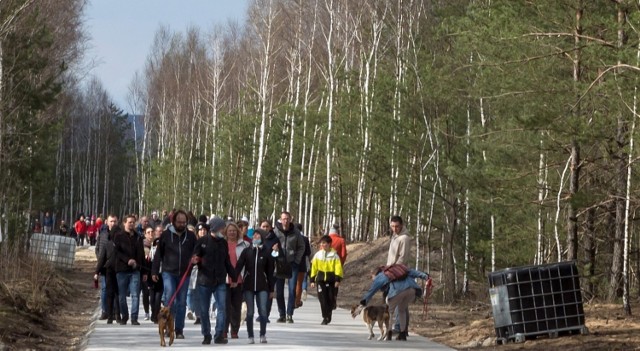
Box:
[310,235,343,325]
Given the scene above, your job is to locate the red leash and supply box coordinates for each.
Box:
[166,261,194,308]
[422,277,433,320]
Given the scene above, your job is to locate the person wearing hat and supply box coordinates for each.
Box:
[192,216,238,345]
[151,209,199,340]
[235,229,275,344]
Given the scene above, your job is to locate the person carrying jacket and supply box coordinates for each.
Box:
[235,229,275,344]
[191,216,238,345]
[113,214,145,325]
[151,209,198,340]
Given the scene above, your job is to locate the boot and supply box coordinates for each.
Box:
[385,330,393,341]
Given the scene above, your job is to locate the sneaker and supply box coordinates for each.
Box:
[231,333,239,339]
[248,337,255,344]
[144,313,149,321]
[260,335,267,344]
[175,333,184,339]
[187,310,195,320]
[202,335,212,344]
[276,316,286,323]
[302,290,307,301]
[194,317,201,325]
[286,315,293,324]
[131,320,140,325]
[214,336,228,344]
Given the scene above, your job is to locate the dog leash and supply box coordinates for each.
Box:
[422,277,433,320]
[166,261,194,308]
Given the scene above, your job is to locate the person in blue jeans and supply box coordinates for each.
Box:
[273,211,306,323]
[113,215,145,325]
[235,229,275,344]
[192,216,237,345]
[151,210,198,339]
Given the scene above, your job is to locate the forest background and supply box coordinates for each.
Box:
[0,0,639,310]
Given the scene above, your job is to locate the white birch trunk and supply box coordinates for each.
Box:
[554,156,571,261]
[250,0,278,224]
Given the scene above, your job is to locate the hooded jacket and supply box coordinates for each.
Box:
[151,225,198,277]
[273,222,305,266]
[236,244,275,293]
[193,233,237,287]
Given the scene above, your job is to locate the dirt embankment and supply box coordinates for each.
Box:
[339,237,640,351]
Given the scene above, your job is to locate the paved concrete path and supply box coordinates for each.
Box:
[85,288,454,351]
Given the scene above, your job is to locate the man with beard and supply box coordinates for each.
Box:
[152,210,198,340]
[273,211,305,324]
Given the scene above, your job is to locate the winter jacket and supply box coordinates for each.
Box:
[387,227,411,266]
[74,220,87,235]
[95,227,119,275]
[261,229,282,257]
[235,244,275,293]
[113,229,145,273]
[310,248,343,284]
[193,234,237,287]
[151,225,198,278]
[361,268,429,305]
[329,232,347,265]
[273,222,305,266]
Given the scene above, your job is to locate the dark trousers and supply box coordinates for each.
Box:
[105,268,120,321]
[150,287,163,322]
[141,279,150,314]
[316,281,337,321]
[225,283,244,335]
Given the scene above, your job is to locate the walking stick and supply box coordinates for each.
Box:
[422,277,433,320]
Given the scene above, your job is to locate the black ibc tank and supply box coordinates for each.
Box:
[488,261,588,344]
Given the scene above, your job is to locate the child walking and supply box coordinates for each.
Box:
[310,235,343,325]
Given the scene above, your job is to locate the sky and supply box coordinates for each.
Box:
[83,0,249,112]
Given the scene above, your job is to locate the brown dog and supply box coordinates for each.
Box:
[158,306,175,347]
[350,304,390,340]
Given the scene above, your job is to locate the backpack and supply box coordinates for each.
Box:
[382,264,409,281]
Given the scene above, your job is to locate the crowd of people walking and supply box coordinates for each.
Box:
[87,209,428,345]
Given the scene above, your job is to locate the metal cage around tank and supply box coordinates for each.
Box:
[488,261,588,344]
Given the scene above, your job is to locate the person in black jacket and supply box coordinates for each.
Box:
[113,215,145,325]
[235,229,275,344]
[258,220,282,323]
[192,216,237,345]
[94,215,121,323]
[151,209,198,339]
